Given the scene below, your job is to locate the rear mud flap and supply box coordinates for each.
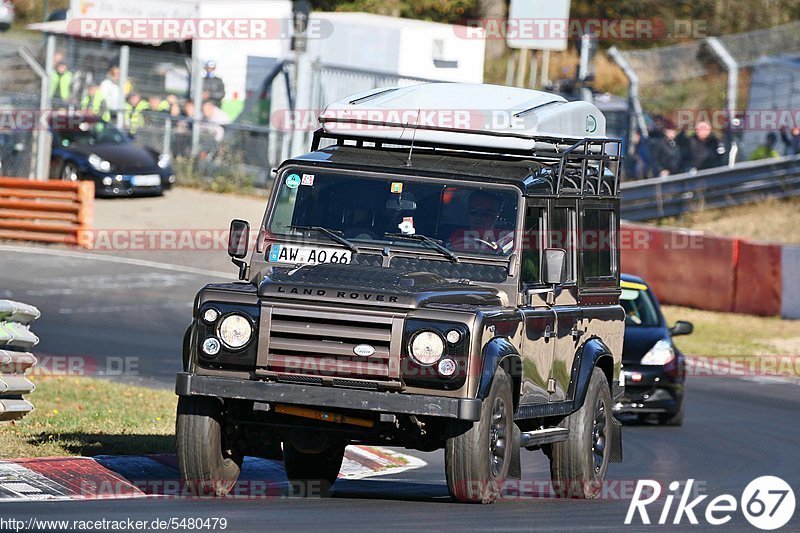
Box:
[609,415,623,463]
[508,423,521,479]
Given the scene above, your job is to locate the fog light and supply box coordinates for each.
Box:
[445,330,461,344]
[102,177,113,186]
[203,308,219,323]
[437,358,457,377]
[202,337,221,356]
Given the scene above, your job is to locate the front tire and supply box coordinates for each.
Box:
[445,368,513,504]
[176,396,243,496]
[658,398,685,426]
[550,367,612,499]
[60,162,79,182]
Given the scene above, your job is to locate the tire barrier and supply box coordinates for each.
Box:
[0,177,94,248]
[621,223,794,318]
[0,300,40,421]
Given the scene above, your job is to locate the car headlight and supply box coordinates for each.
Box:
[158,153,171,169]
[217,314,253,349]
[640,339,675,365]
[88,153,111,172]
[409,330,445,365]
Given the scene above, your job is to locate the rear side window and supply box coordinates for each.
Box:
[582,208,616,282]
[550,207,576,282]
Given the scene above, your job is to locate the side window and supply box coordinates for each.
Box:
[582,208,616,281]
[550,206,576,282]
[521,204,545,285]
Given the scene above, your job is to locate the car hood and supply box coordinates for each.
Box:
[258,263,502,309]
[622,326,670,363]
[67,143,159,173]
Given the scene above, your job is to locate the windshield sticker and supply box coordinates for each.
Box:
[398,217,415,235]
[301,174,315,186]
[285,174,301,189]
[390,182,403,194]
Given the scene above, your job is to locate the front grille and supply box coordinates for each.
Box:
[262,306,400,384]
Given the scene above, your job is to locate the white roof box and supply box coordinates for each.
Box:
[318,83,609,152]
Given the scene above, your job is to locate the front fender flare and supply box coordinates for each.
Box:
[569,336,615,411]
[476,337,522,410]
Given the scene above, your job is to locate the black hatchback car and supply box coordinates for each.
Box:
[49,114,175,197]
[614,274,693,425]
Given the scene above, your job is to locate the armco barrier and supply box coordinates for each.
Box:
[621,222,794,318]
[0,300,39,421]
[0,177,94,248]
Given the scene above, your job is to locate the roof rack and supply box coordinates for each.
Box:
[312,83,622,197]
[310,128,622,198]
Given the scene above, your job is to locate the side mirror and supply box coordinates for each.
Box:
[542,248,567,286]
[670,320,693,336]
[228,219,250,259]
[228,219,250,280]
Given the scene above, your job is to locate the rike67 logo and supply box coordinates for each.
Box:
[626,477,796,530]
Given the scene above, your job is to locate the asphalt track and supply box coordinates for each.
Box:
[1,246,799,532]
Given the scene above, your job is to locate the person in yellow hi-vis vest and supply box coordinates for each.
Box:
[124,92,151,134]
[50,62,73,105]
[81,84,110,122]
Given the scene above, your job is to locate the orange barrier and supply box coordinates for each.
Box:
[0,177,94,248]
[621,223,737,312]
[733,241,782,316]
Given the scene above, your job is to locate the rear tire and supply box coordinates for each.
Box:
[176,396,243,496]
[445,368,513,504]
[283,441,346,496]
[550,367,612,499]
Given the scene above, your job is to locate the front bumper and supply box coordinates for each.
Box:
[176,372,482,421]
[614,365,684,414]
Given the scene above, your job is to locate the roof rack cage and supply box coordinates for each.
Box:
[310,128,622,198]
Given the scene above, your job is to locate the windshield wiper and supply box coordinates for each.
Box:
[288,225,359,253]
[385,233,459,263]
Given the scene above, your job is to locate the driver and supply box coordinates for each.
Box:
[450,190,513,253]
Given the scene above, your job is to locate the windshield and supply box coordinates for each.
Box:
[620,288,661,327]
[56,121,129,147]
[269,170,520,257]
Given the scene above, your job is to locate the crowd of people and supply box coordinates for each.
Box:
[49,53,243,144]
[625,116,800,180]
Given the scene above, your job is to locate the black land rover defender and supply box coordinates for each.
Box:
[176,84,625,503]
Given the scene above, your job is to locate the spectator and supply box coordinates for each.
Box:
[780,126,800,155]
[80,84,109,122]
[201,100,229,142]
[749,132,780,161]
[202,60,226,106]
[688,121,725,171]
[100,67,122,120]
[202,100,231,126]
[147,95,171,113]
[651,119,683,176]
[125,93,151,134]
[50,61,73,105]
[625,129,654,180]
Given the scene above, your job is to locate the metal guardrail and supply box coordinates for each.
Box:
[0,300,39,421]
[620,155,800,221]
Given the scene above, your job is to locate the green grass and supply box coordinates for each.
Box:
[0,376,176,460]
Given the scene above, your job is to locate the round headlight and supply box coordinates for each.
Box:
[203,308,219,323]
[409,330,445,366]
[445,329,461,344]
[202,337,221,356]
[217,314,252,349]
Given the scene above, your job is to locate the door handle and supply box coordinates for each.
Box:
[543,325,556,339]
[571,327,585,340]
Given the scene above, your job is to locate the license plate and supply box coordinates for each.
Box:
[268,244,352,265]
[131,174,161,187]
